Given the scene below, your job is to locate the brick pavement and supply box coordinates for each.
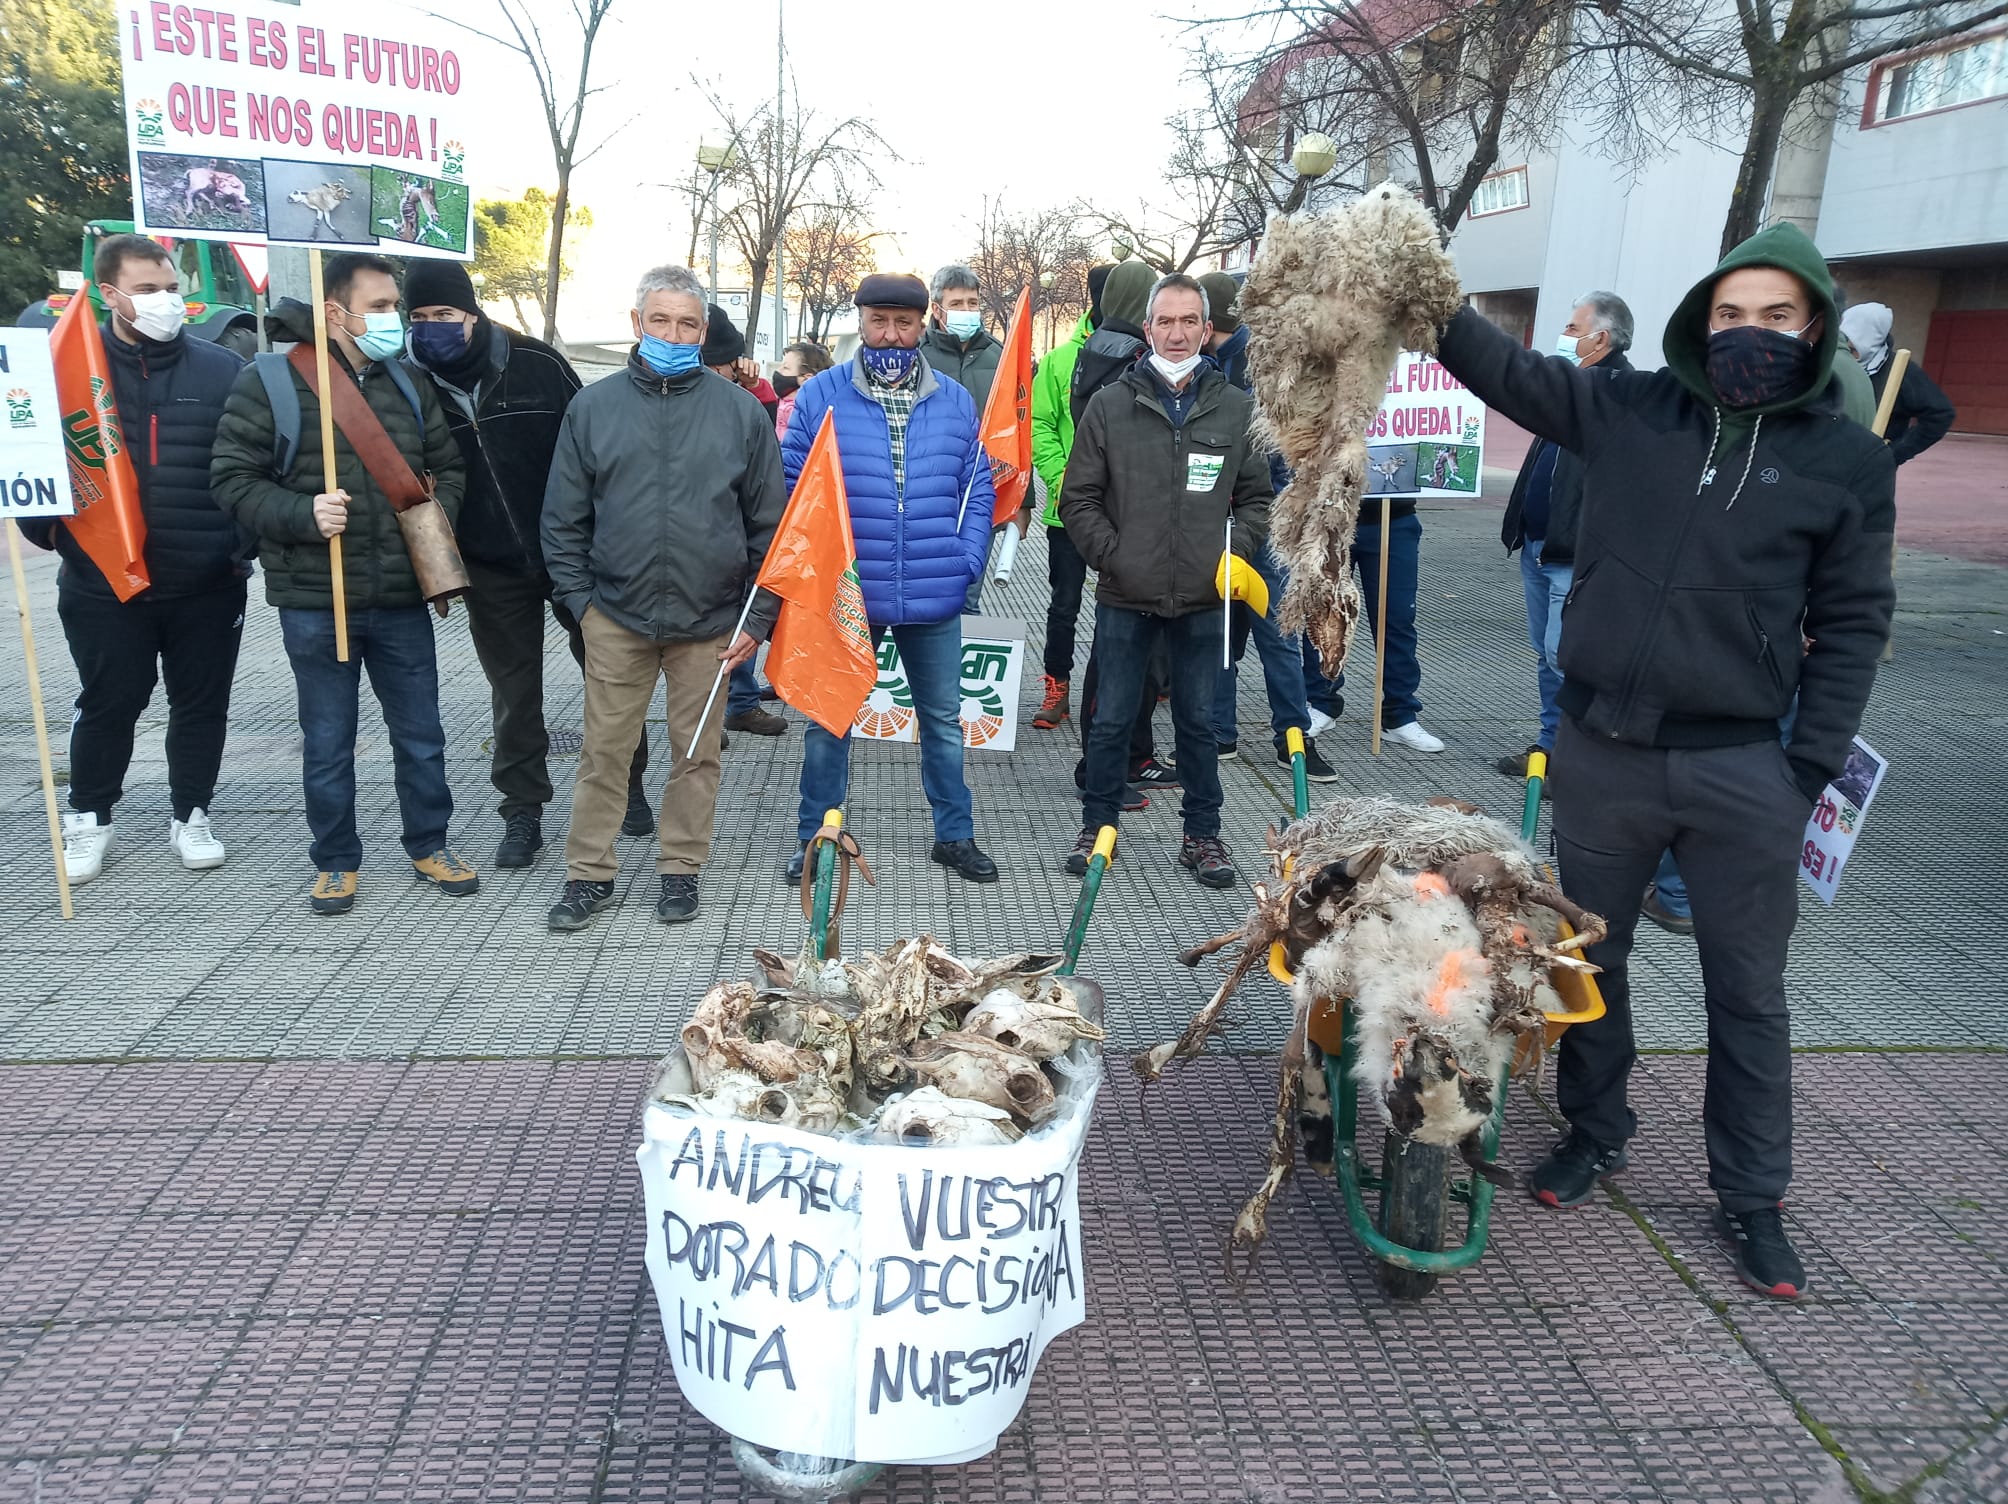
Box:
[1,464,2003,1500]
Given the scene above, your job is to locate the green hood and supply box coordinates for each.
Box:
[1663,222,1839,423]
[1100,261,1154,330]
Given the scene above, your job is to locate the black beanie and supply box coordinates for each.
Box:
[402,259,480,317]
[702,303,746,366]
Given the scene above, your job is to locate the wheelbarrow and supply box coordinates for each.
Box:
[1273,744,1605,1299]
[721,815,1120,1499]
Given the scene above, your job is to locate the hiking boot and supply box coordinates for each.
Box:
[1131,757,1180,789]
[495,811,543,869]
[784,843,809,884]
[1032,676,1070,729]
[1064,826,1098,877]
[1528,1130,1628,1209]
[1179,834,1238,889]
[412,849,480,896]
[1642,886,1696,938]
[1493,744,1543,778]
[1279,739,1338,783]
[548,878,615,932]
[310,870,358,915]
[758,679,781,701]
[61,811,114,886]
[622,785,655,838]
[724,707,787,736]
[931,839,999,883]
[1717,1205,1809,1299]
[169,808,227,870]
[656,873,700,924]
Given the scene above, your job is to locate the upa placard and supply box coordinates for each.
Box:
[853,617,1027,751]
[1800,736,1888,904]
[1366,353,1485,499]
[119,0,476,259]
[0,331,76,519]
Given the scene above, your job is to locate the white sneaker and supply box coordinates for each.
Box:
[1307,708,1337,739]
[61,811,115,886]
[1384,720,1446,754]
[169,808,227,870]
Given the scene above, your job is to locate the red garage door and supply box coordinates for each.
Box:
[1925,309,2008,435]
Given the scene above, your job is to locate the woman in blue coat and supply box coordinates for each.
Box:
[779,274,999,883]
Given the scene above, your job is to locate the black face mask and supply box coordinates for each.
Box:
[1704,324,1818,409]
[772,372,800,398]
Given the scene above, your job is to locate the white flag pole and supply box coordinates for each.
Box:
[1222,514,1234,669]
[685,590,763,762]
[954,468,977,532]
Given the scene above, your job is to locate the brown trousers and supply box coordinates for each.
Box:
[566,607,727,880]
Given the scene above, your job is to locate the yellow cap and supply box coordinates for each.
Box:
[1525,751,1548,782]
[1091,825,1118,862]
[823,808,844,829]
[1285,726,1305,757]
[1214,549,1271,616]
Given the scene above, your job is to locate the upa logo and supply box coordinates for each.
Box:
[62,376,125,469]
[6,388,34,429]
[134,98,166,144]
[855,637,916,739]
[440,139,466,181]
[959,643,1013,746]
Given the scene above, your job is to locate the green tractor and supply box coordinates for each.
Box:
[17,219,261,356]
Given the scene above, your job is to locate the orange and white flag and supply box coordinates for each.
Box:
[49,288,148,600]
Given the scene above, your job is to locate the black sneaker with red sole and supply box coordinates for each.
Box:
[1717,1205,1808,1299]
[1528,1130,1628,1208]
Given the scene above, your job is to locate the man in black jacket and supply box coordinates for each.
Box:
[22,234,248,886]
[1493,290,1634,779]
[1839,301,1957,464]
[1059,273,1272,889]
[1436,222,1895,1299]
[401,259,586,869]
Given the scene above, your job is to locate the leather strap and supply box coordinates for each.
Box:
[797,821,875,959]
[288,345,432,513]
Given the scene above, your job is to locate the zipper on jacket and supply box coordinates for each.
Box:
[467,409,532,566]
[150,413,159,467]
[1606,477,1709,734]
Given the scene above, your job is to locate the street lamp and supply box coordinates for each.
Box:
[1111,238,1132,262]
[1282,132,1339,214]
[696,140,739,298]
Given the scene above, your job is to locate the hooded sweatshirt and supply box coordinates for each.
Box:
[1435,222,1895,801]
[1069,261,1152,427]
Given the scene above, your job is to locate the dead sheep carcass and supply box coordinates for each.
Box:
[1136,797,1606,1271]
[1239,183,1465,669]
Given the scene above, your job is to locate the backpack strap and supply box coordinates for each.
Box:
[253,352,301,478]
[377,356,426,430]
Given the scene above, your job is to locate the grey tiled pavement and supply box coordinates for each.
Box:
[2,485,2004,1500]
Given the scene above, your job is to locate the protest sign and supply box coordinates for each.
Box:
[1800,736,1888,905]
[0,331,76,520]
[1366,353,1485,499]
[853,617,1027,751]
[636,1079,1097,1465]
[119,0,477,259]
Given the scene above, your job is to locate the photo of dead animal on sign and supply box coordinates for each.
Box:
[262,161,375,247]
[370,168,471,255]
[136,153,268,235]
[1365,443,1419,497]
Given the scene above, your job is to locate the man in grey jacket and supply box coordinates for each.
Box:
[541,265,785,931]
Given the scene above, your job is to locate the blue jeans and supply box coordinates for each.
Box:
[1520,538,1573,750]
[1653,701,1798,921]
[797,617,974,843]
[1084,605,1223,837]
[1214,543,1310,750]
[727,658,761,717]
[278,607,453,872]
[1331,511,1423,728]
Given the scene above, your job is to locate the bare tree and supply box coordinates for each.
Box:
[967,199,1098,345]
[437,0,624,343]
[1575,0,2008,253]
[704,84,891,348]
[784,189,881,343]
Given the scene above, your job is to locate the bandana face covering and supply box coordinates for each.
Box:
[1704,323,1818,409]
[861,344,917,384]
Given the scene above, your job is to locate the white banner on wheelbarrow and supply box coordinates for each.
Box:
[637,1100,1092,1466]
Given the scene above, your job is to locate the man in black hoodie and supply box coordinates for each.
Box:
[1436,223,1895,1299]
[23,234,249,887]
[401,259,586,870]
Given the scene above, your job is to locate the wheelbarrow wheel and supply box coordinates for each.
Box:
[1373,1130,1449,1300]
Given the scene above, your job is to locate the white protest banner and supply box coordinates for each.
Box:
[636,1087,1096,1466]
[1800,736,1888,905]
[0,330,77,520]
[119,0,476,259]
[853,617,1027,751]
[1366,352,1486,499]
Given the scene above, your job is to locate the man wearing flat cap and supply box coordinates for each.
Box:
[778,272,1000,884]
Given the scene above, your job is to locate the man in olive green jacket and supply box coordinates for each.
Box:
[210,253,471,916]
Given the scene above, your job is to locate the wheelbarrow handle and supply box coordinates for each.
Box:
[1285,725,1310,821]
[810,807,842,962]
[1520,748,1548,844]
[1058,825,1118,977]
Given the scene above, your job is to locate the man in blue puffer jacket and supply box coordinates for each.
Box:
[779,273,999,883]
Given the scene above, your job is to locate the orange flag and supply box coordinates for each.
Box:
[979,287,1034,525]
[49,288,148,601]
[758,410,877,737]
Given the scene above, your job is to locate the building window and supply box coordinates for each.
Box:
[1871,30,2007,123]
[1467,166,1529,218]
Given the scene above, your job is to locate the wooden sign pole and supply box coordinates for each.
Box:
[1369,493,1393,755]
[7,523,74,920]
[1870,348,1911,665]
[308,250,350,662]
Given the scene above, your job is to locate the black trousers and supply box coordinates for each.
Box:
[57,579,247,822]
[1075,634,1162,780]
[1549,717,1807,1212]
[1043,525,1088,680]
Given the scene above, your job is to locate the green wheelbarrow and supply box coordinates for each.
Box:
[1273,746,1606,1299]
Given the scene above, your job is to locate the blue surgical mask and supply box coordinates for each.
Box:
[861,344,917,384]
[944,310,983,341]
[638,333,702,378]
[345,308,406,363]
[1554,334,1582,365]
[410,320,470,365]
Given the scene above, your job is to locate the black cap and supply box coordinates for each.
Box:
[402,258,481,318]
[854,273,928,311]
[701,303,746,366]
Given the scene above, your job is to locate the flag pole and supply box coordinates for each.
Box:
[1222,515,1234,669]
[685,591,762,761]
[955,469,976,532]
[1370,493,1392,756]
[308,250,350,663]
[7,523,73,920]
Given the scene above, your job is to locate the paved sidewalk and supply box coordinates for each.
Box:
[0,466,2002,1499]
